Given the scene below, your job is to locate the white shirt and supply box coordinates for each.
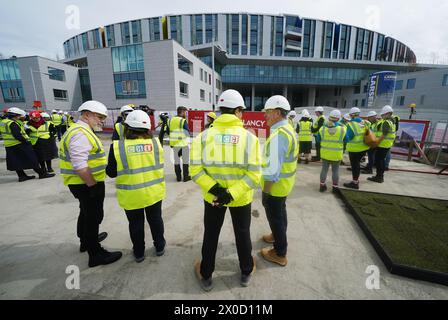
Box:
[68,120,93,170]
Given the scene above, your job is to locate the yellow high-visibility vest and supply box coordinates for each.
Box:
[115,122,125,140]
[168,116,189,147]
[190,114,261,207]
[262,122,299,197]
[51,114,63,126]
[312,115,326,136]
[113,138,165,210]
[0,119,29,147]
[59,123,107,185]
[298,120,313,142]
[28,122,51,145]
[319,125,346,161]
[375,119,396,149]
[346,121,370,153]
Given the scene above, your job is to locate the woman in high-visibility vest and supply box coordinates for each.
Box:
[0,108,54,182]
[297,109,313,164]
[27,111,58,174]
[106,110,166,263]
[317,110,346,193]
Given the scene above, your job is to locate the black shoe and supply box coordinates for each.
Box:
[305,159,309,164]
[156,248,165,257]
[343,182,359,190]
[88,248,122,268]
[332,186,340,194]
[80,232,108,252]
[18,175,35,182]
[39,172,55,179]
[240,273,252,287]
[183,164,190,182]
[367,176,384,183]
[195,261,213,292]
[183,176,191,182]
[319,184,327,192]
[174,165,182,182]
[134,254,145,263]
[47,169,55,174]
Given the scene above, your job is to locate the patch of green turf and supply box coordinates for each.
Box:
[341,190,448,275]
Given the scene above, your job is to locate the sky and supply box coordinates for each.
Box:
[0,0,447,64]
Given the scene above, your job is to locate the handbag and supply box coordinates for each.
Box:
[364,128,377,147]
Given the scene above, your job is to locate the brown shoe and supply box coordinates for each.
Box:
[262,233,275,244]
[260,247,287,266]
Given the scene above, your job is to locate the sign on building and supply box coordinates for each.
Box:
[366,71,397,108]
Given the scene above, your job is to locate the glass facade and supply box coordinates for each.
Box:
[230,14,239,55]
[48,67,66,81]
[205,14,217,43]
[149,18,161,41]
[272,16,284,56]
[354,28,373,61]
[178,54,193,75]
[339,25,351,59]
[106,26,115,47]
[111,45,146,99]
[395,80,403,90]
[443,74,448,87]
[79,69,92,102]
[406,78,416,89]
[121,22,131,45]
[241,15,248,55]
[170,16,183,44]
[191,15,203,45]
[0,59,25,103]
[53,89,68,101]
[131,20,142,43]
[321,22,333,58]
[221,64,380,86]
[376,34,385,61]
[303,19,315,58]
[250,15,263,56]
[92,29,102,49]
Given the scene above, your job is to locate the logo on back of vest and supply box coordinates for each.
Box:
[215,134,240,144]
[127,144,153,154]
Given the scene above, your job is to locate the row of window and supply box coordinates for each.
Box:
[113,72,147,99]
[0,59,21,81]
[179,81,218,103]
[395,78,416,90]
[0,80,25,102]
[112,44,144,73]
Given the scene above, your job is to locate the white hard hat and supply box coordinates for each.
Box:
[288,110,297,117]
[264,95,291,111]
[301,109,311,118]
[64,112,68,115]
[120,105,134,114]
[343,113,351,121]
[124,110,151,130]
[315,106,324,113]
[58,110,63,114]
[380,105,394,115]
[217,89,246,110]
[367,111,377,117]
[349,107,361,115]
[78,100,108,117]
[52,109,57,113]
[329,110,341,120]
[7,107,26,117]
[41,112,50,118]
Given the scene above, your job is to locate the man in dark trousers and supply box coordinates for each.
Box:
[311,106,326,161]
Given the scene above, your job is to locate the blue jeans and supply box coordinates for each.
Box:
[262,193,288,256]
[385,149,391,169]
[366,149,376,170]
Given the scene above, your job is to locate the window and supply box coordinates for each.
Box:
[191,15,203,45]
[354,86,360,94]
[92,29,101,49]
[200,68,204,81]
[53,89,68,101]
[396,96,405,106]
[81,33,89,51]
[121,23,131,45]
[131,20,142,43]
[231,14,239,55]
[204,71,207,83]
[353,99,358,107]
[106,26,115,46]
[149,18,161,41]
[406,78,416,89]
[209,93,211,103]
[361,99,366,107]
[48,67,66,81]
[178,54,193,75]
[443,74,448,86]
[216,79,221,90]
[209,74,211,85]
[395,80,403,90]
[170,16,183,44]
[111,44,144,72]
[113,72,146,99]
[420,95,425,105]
[180,82,189,97]
[200,89,205,101]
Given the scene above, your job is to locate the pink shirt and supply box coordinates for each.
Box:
[68,120,93,170]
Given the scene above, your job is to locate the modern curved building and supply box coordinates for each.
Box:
[58,13,445,112]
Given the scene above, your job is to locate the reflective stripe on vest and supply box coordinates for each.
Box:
[263,123,299,197]
[113,138,165,210]
[115,122,124,140]
[28,122,51,145]
[59,124,106,185]
[0,119,29,147]
[169,116,188,147]
[298,121,313,142]
[320,125,346,161]
[346,121,369,153]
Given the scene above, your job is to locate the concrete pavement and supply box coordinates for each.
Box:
[0,138,447,300]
